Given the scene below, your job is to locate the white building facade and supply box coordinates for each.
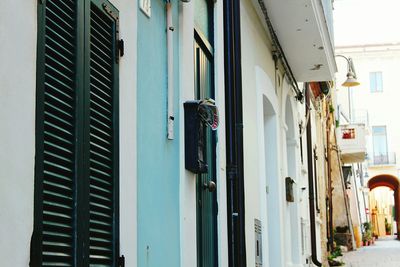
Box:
[0,0,337,266]
[336,43,400,238]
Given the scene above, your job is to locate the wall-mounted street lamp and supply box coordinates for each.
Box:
[336,55,361,122]
[336,55,360,87]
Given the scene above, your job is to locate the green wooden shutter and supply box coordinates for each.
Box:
[34,0,119,266]
[87,1,119,265]
[34,0,78,265]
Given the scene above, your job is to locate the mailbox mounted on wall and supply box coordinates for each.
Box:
[285,177,295,202]
[184,99,219,173]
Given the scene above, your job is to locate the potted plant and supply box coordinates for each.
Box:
[328,245,344,266]
[362,222,373,245]
[385,218,392,235]
[362,231,372,246]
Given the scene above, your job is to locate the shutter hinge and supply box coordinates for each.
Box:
[102,3,119,21]
[118,39,125,58]
[115,20,121,63]
[102,3,122,63]
[118,255,125,267]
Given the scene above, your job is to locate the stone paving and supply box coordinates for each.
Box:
[341,236,400,267]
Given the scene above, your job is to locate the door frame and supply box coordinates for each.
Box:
[194,27,218,267]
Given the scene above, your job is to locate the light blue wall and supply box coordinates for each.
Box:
[137,0,181,266]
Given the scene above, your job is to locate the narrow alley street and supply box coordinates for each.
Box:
[342,237,400,267]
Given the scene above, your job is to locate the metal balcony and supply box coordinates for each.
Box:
[369,152,397,166]
[337,124,367,163]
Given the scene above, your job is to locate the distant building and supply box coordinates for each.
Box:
[336,43,400,240]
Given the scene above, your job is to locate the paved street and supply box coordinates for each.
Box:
[342,236,400,267]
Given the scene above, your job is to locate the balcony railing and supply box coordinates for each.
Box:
[369,152,396,166]
[352,109,369,128]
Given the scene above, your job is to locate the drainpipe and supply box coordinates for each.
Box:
[223,0,247,266]
[359,164,370,223]
[353,164,364,236]
[326,102,334,252]
[166,1,174,139]
[305,85,322,266]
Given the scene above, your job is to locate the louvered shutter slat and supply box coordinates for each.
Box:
[90,63,112,85]
[91,26,113,47]
[45,87,73,105]
[90,68,113,90]
[45,23,74,46]
[41,0,76,266]
[91,53,113,76]
[91,96,112,115]
[88,2,117,266]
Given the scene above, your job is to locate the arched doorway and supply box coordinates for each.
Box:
[368,174,400,239]
[263,95,283,267]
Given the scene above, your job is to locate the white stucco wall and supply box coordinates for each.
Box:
[240,0,278,265]
[0,1,37,265]
[294,87,313,264]
[213,0,229,265]
[282,85,304,267]
[115,0,137,266]
[179,2,197,266]
[240,1,309,266]
[313,100,328,264]
[0,0,137,265]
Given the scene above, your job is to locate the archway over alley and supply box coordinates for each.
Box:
[368,174,400,239]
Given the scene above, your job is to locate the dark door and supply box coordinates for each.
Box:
[194,28,218,267]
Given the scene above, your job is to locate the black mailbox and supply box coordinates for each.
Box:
[184,99,218,173]
[285,177,295,202]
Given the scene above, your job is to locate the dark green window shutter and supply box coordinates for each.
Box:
[34,0,77,266]
[87,1,119,265]
[34,0,119,266]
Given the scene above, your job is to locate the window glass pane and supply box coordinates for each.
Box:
[376,72,383,91]
[370,72,383,92]
[194,0,209,39]
[373,135,387,155]
[370,72,376,92]
[372,126,386,135]
[372,126,387,156]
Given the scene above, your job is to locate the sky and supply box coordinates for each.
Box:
[333,0,400,46]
